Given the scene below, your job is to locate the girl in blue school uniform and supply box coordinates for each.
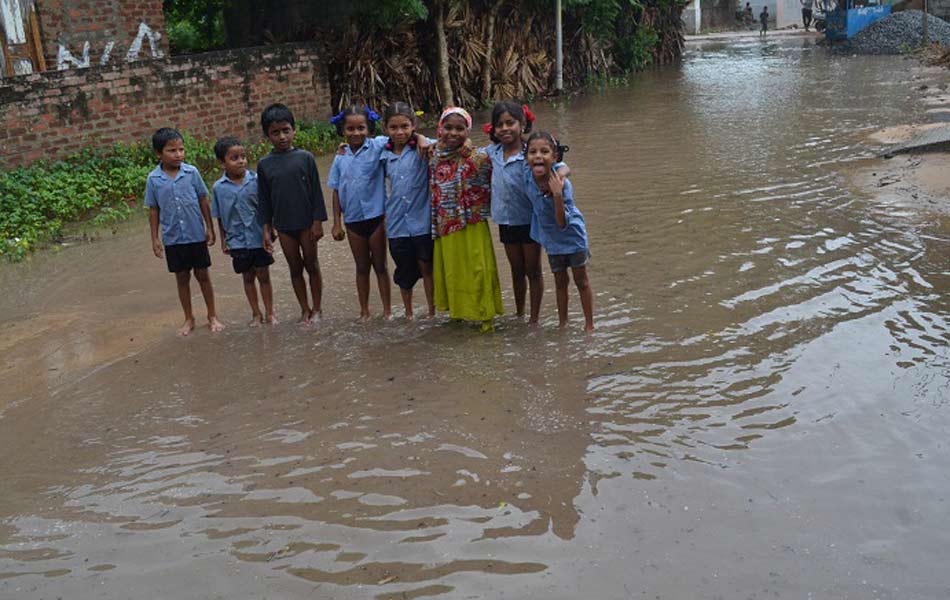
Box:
[523,131,594,332]
[380,102,437,319]
[481,101,568,324]
[328,106,392,320]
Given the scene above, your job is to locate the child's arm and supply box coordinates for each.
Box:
[149,207,164,258]
[307,154,328,241]
[199,195,215,246]
[555,163,571,181]
[548,174,567,229]
[217,219,229,254]
[331,189,345,241]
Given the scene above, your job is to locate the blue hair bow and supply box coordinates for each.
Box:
[330,111,345,125]
[366,108,381,123]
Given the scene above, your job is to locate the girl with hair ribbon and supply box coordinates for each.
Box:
[429,107,503,332]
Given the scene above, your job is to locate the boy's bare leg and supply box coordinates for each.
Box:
[503,242,527,317]
[400,288,413,320]
[572,266,594,332]
[174,270,196,336]
[419,260,435,317]
[347,232,372,320]
[368,225,392,319]
[523,242,544,325]
[299,230,323,320]
[194,268,225,332]
[278,231,313,323]
[256,267,277,324]
[241,271,263,326]
[554,270,570,329]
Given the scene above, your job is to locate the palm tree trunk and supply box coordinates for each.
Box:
[433,0,455,106]
[480,0,505,101]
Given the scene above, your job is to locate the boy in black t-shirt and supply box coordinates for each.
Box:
[257,104,329,324]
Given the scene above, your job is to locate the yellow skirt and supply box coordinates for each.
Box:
[433,221,504,328]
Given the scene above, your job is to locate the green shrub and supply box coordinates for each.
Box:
[0,122,338,259]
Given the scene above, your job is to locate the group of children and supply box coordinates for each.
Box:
[145,101,594,336]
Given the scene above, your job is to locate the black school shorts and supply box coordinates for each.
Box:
[388,234,434,290]
[165,241,211,273]
[230,248,275,274]
[498,223,535,245]
[345,215,384,239]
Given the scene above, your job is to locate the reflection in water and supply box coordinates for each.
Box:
[2,39,949,598]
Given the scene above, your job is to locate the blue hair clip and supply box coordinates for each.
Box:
[366,108,381,123]
[330,111,345,125]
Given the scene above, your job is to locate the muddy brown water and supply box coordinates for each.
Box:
[2,39,949,599]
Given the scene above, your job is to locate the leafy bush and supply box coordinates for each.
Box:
[0,122,339,260]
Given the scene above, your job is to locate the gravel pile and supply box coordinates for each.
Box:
[846,10,950,55]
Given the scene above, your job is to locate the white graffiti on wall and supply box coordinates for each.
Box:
[56,21,164,70]
[0,0,27,44]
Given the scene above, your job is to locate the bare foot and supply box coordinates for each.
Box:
[405,311,414,321]
[248,314,263,327]
[358,312,371,322]
[178,319,196,337]
[310,309,322,322]
[209,317,225,332]
[265,314,279,325]
[527,319,540,327]
[585,323,595,332]
[383,311,393,321]
[558,321,568,330]
[298,310,312,325]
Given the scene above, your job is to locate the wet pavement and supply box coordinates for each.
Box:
[1,39,949,599]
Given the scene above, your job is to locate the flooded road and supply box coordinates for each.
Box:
[2,39,949,598]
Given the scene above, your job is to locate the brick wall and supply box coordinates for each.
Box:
[36,0,167,68]
[0,43,331,168]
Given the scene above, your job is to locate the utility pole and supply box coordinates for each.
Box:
[556,0,563,92]
[922,0,929,46]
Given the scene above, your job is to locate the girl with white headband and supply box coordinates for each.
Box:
[429,107,503,332]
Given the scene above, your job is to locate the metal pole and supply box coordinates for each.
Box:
[922,0,929,46]
[556,0,563,92]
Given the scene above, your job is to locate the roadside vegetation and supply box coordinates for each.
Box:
[0,122,337,259]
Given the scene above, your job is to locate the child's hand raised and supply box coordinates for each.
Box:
[331,222,345,241]
[152,239,164,259]
[547,171,564,199]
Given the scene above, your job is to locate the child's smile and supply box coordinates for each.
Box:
[440,115,468,150]
[386,114,414,148]
[494,112,521,146]
[343,115,369,150]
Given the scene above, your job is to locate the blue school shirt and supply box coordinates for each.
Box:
[485,143,568,227]
[211,171,263,250]
[381,139,434,238]
[327,137,387,223]
[485,143,533,226]
[144,162,210,246]
[525,173,588,256]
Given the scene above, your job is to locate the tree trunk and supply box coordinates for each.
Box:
[433,1,455,107]
[479,0,506,101]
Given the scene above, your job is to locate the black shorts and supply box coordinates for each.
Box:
[498,223,535,245]
[346,215,384,239]
[165,241,211,273]
[389,235,434,290]
[230,247,275,274]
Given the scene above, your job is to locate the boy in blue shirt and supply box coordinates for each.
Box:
[146,127,225,336]
[211,136,276,326]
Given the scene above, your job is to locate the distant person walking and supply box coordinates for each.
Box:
[801,0,814,31]
[759,6,769,36]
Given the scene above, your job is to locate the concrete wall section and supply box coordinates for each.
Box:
[0,43,331,167]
